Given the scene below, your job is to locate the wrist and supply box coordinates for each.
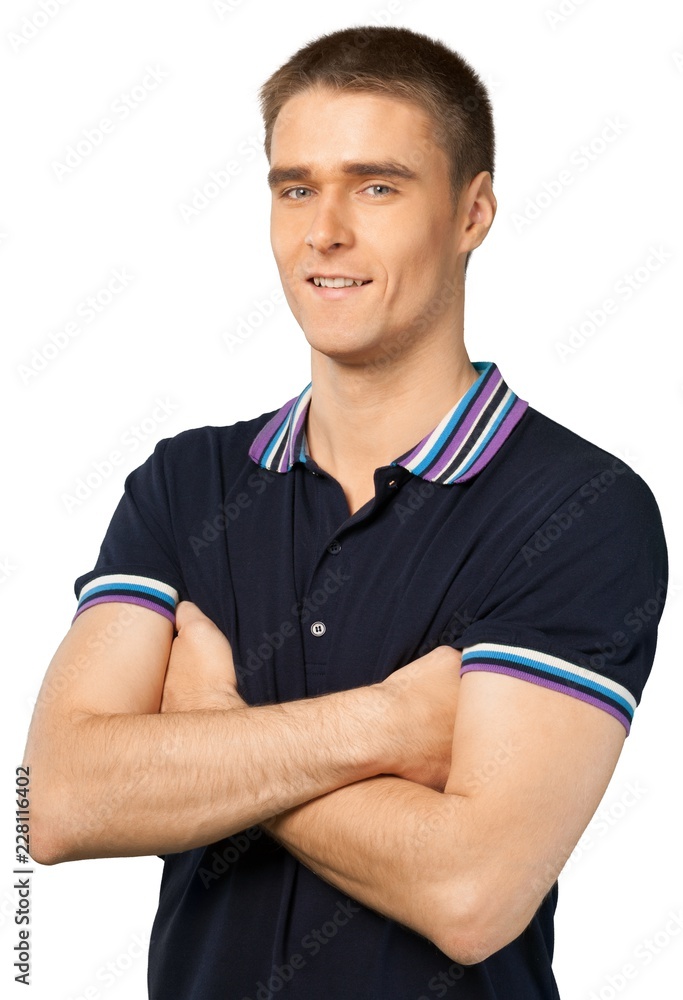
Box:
[227,688,248,710]
[351,681,405,778]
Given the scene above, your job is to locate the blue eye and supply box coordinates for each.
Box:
[284,187,311,200]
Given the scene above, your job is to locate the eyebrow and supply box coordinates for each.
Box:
[267,160,418,189]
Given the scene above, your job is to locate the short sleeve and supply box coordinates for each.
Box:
[452,465,668,735]
[73,438,185,626]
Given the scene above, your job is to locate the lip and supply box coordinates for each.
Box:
[305,273,371,282]
[305,276,373,300]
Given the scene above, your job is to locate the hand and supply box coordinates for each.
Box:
[160,601,246,713]
[380,645,462,792]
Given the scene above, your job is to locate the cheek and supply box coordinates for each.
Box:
[382,230,444,310]
[269,232,287,272]
[374,214,439,278]
[280,281,303,322]
[270,216,298,270]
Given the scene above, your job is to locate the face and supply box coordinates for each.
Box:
[268,85,493,368]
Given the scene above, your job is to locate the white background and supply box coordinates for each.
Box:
[1,1,681,998]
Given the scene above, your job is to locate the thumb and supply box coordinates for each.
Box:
[174,600,209,631]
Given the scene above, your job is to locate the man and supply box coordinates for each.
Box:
[24,25,667,1000]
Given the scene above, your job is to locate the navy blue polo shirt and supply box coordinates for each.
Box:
[73,361,667,1000]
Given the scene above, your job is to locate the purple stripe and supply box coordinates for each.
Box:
[402,365,497,476]
[456,398,529,483]
[72,594,176,625]
[247,396,298,465]
[286,400,310,470]
[248,365,525,484]
[427,372,502,479]
[460,662,631,733]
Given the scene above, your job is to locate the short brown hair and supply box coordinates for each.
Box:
[258,25,496,274]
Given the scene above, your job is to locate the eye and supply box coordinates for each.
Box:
[282,187,312,200]
[364,184,395,197]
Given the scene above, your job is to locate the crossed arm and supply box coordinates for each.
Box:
[24,600,625,964]
[257,684,624,963]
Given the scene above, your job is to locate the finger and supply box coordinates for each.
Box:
[176,603,234,652]
[165,605,239,700]
[432,645,462,663]
[174,600,208,630]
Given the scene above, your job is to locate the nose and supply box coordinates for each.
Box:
[305,193,353,252]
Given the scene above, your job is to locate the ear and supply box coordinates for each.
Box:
[458,171,497,254]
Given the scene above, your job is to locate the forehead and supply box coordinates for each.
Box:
[270,86,442,172]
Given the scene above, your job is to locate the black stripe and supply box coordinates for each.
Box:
[463,655,633,719]
[435,379,510,482]
[79,587,174,611]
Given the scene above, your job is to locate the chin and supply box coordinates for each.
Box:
[306,331,378,363]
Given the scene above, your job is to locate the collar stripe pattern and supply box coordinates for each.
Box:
[248,362,528,485]
[250,383,313,474]
[397,364,528,484]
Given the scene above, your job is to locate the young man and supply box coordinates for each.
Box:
[24,25,667,1000]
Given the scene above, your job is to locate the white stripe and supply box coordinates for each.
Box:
[285,385,312,468]
[266,411,293,471]
[406,371,503,475]
[406,399,464,471]
[463,641,637,712]
[444,386,513,482]
[78,574,178,603]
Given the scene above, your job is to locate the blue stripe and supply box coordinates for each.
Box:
[448,393,515,480]
[261,414,290,470]
[79,582,176,607]
[249,362,528,486]
[408,364,492,477]
[462,649,634,717]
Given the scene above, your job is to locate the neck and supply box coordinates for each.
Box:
[305,332,478,487]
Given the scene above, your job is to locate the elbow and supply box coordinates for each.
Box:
[28,835,66,868]
[27,789,73,866]
[23,764,79,866]
[435,931,500,968]
[429,882,524,967]
[432,922,497,968]
[23,716,99,864]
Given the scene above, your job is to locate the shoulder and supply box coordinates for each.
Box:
[511,405,627,477]
[502,405,662,524]
[114,403,285,516]
[145,404,283,474]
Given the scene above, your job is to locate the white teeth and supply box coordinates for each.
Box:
[312,276,366,287]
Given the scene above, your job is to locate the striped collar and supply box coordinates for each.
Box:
[248,361,528,485]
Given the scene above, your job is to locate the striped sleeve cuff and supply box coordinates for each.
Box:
[460,642,637,735]
[73,573,179,625]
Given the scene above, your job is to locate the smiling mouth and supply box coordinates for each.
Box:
[308,277,372,288]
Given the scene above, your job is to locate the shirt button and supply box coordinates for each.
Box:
[327,540,341,554]
[311,621,326,636]
[388,479,398,488]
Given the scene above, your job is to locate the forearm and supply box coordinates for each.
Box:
[261,648,466,945]
[32,685,398,863]
[261,675,591,966]
[263,775,469,955]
